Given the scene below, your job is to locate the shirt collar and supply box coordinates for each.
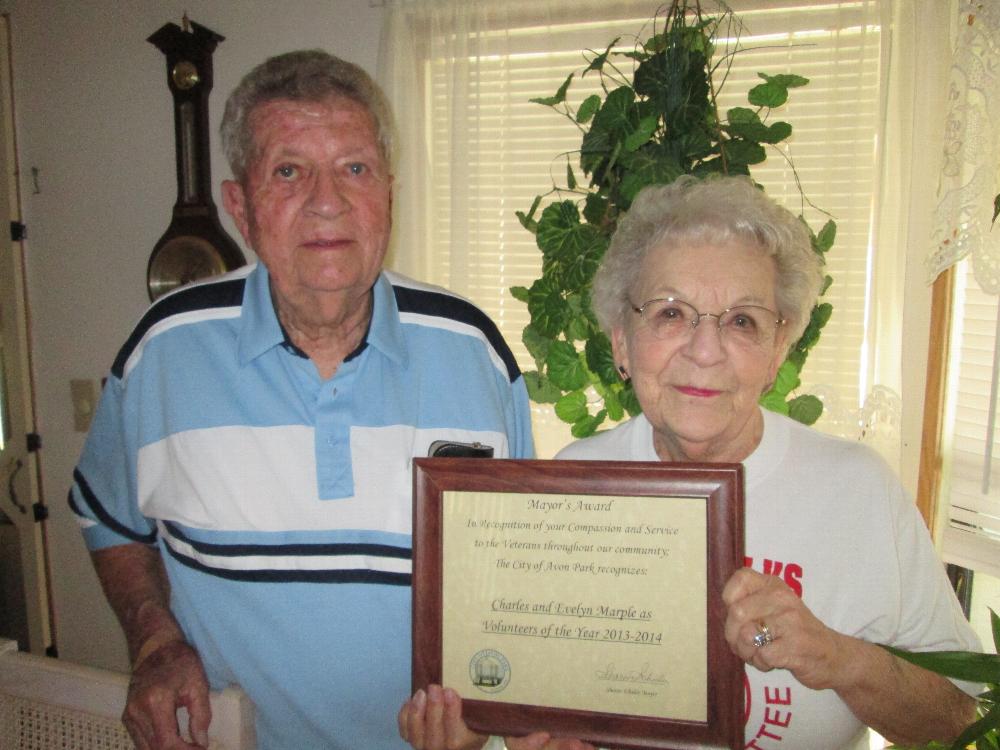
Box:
[237,264,409,369]
[366,273,409,369]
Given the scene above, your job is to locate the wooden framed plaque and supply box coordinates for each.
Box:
[412,458,745,750]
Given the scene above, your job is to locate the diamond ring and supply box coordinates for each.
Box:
[752,623,774,648]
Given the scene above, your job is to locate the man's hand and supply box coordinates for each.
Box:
[123,637,212,750]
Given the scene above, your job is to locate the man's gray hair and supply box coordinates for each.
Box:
[220,49,395,183]
[591,175,824,350]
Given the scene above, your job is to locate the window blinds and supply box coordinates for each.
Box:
[941,259,1000,578]
[394,0,882,448]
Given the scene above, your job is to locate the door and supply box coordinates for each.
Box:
[0,13,52,655]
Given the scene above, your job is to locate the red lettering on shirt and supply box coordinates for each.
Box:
[744,681,793,748]
[743,558,804,598]
[764,686,792,706]
[764,707,792,728]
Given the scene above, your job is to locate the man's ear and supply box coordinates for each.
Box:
[221,179,252,246]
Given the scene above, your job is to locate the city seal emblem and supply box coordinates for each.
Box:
[469,649,511,694]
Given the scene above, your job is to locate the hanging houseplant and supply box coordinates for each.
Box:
[511,0,836,438]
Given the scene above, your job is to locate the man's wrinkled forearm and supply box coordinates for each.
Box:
[91,543,187,666]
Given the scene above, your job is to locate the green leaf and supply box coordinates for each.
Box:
[555,390,588,423]
[883,646,1000,684]
[746,74,809,110]
[510,285,529,303]
[788,394,823,425]
[583,38,619,75]
[583,192,610,226]
[721,139,767,167]
[770,360,801,397]
[523,370,562,404]
[618,150,684,204]
[724,111,791,145]
[566,162,577,190]
[577,94,602,124]
[760,72,810,89]
[952,702,1000,750]
[516,194,542,234]
[535,200,584,258]
[815,220,837,254]
[531,73,573,106]
[572,409,607,438]
[602,387,625,422]
[526,277,571,338]
[725,107,770,141]
[565,294,593,340]
[620,384,642,417]
[584,334,618,384]
[748,80,789,108]
[580,86,637,174]
[759,390,790,415]
[546,340,588,390]
[794,302,833,354]
[624,115,658,152]
[993,193,1000,226]
[536,201,606,288]
[522,323,552,366]
[764,121,793,144]
[515,210,538,233]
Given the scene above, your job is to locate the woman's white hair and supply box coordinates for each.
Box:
[591,175,824,349]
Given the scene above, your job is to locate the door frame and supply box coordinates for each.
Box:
[0,12,53,656]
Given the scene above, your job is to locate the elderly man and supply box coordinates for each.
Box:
[69,51,533,749]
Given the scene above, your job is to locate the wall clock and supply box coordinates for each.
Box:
[146,17,245,301]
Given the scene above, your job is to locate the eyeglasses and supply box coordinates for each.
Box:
[630,297,786,346]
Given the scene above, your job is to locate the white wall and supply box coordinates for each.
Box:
[6,0,386,671]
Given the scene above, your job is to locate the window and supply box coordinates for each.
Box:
[938,259,1000,580]
[380,0,884,455]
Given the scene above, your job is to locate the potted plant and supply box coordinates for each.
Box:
[511,0,835,438]
[884,608,1000,749]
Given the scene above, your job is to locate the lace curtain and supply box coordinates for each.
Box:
[927,2,1000,288]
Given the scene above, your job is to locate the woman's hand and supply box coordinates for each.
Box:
[722,567,847,690]
[398,685,596,750]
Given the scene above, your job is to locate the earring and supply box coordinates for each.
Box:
[618,365,630,381]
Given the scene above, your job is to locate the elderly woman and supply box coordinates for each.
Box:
[552,175,981,749]
[398,176,981,750]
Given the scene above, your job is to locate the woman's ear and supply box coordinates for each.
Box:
[611,325,630,381]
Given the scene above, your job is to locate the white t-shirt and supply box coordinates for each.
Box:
[555,408,981,750]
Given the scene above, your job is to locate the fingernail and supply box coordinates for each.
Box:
[414,688,426,707]
[428,684,442,702]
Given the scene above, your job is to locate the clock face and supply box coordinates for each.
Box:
[147,234,229,300]
[171,60,200,90]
